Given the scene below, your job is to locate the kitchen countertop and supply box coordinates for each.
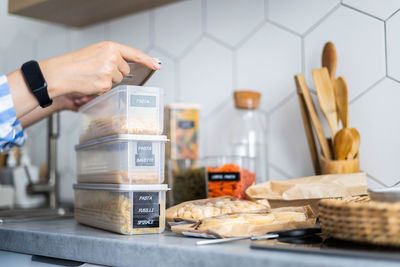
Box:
[0,218,399,267]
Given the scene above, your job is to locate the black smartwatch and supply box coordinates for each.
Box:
[21,60,52,108]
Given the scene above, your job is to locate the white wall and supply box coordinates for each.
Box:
[1,0,399,202]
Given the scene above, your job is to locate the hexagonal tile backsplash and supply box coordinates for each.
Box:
[1,0,399,202]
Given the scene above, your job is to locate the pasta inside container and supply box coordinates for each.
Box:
[74,184,168,235]
[75,134,167,184]
[79,85,164,143]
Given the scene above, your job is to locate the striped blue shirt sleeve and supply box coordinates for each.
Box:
[0,75,26,152]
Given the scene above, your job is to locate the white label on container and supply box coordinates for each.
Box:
[130,94,156,108]
[135,142,155,166]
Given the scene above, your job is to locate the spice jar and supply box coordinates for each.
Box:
[228,90,268,182]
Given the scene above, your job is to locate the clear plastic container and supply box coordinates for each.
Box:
[79,85,164,143]
[206,156,256,200]
[74,183,168,235]
[75,134,167,184]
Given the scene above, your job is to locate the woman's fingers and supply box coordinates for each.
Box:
[117,43,161,70]
[117,56,130,76]
[112,69,124,84]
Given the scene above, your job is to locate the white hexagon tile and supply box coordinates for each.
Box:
[236,22,301,112]
[269,165,290,181]
[386,10,400,81]
[36,26,70,60]
[342,0,400,20]
[145,49,177,104]
[268,0,339,35]
[269,96,315,178]
[70,23,107,51]
[304,6,385,100]
[206,0,264,47]
[4,32,36,74]
[350,78,400,187]
[203,99,236,157]
[154,0,202,57]
[179,37,233,116]
[108,11,151,52]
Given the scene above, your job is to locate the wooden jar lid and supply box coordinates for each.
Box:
[234,90,261,109]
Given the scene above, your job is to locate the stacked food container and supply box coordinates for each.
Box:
[73,65,169,235]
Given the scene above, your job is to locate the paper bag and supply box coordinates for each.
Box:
[245,172,367,215]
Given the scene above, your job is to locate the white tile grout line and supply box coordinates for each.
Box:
[348,76,385,105]
[341,3,384,22]
[301,37,305,74]
[234,20,266,50]
[203,32,234,50]
[302,3,341,37]
[175,59,181,102]
[366,172,391,188]
[178,34,204,59]
[149,10,155,47]
[267,92,296,116]
[385,7,400,21]
[204,96,231,120]
[264,0,269,20]
[265,18,302,37]
[232,52,237,89]
[384,21,388,76]
[201,0,207,34]
[387,75,400,84]
[269,163,292,179]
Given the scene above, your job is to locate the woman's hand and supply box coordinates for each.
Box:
[53,94,92,112]
[8,41,161,120]
[39,41,161,99]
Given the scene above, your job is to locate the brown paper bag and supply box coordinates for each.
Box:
[171,206,316,238]
[246,172,367,215]
[166,197,269,224]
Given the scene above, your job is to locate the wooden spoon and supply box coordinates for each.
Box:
[322,42,337,83]
[295,75,322,174]
[334,128,353,160]
[312,68,338,140]
[295,74,332,160]
[347,128,360,159]
[334,77,349,128]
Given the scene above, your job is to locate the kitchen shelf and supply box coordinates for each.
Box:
[8,0,181,28]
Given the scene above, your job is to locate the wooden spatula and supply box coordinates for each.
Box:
[334,77,349,128]
[312,68,338,140]
[322,42,337,83]
[334,128,353,160]
[295,74,332,160]
[295,76,321,174]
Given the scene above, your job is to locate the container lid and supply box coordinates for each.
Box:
[74,183,169,192]
[79,85,162,112]
[75,134,168,150]
[116,59,161,87]
[233,90,261,109]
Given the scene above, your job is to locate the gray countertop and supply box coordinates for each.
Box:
[0,218,399,267]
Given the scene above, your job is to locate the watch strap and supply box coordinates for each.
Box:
[21,60,52,108]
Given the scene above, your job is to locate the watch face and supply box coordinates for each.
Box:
[22,61,46,92]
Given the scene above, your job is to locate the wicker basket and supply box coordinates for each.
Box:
[319,196,400,247]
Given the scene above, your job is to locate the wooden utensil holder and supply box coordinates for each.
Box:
[320,154,359,174]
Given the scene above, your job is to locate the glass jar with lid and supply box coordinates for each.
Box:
[227,90,268,182]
